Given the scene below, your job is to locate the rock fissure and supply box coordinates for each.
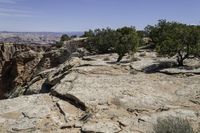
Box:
[55,102,68,123]
[51,91,87,111]
[21,112,36,119]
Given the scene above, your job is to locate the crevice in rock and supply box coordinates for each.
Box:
[55,102,68,122]
[79,113,92,122]
[189,99,200,105]
[47,70,72,86]
[21,112,36,119]
[12,127,36,132]
[127,108,149,114]
[159,71,200,76]
[39,83,53,93]
[156,106,170,112]
[77,64,105,67]
[51,90,87,111]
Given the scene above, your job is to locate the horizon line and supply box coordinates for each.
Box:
[0,31,84,33]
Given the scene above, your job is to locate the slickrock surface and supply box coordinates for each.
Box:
[0,47,200,132]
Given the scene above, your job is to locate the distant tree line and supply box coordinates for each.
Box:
[80,20,200,65]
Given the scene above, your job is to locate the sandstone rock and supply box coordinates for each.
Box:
[0,43,48,99]
[0,50,200,132]
[0,50,43,98]
[50,52,200,132]
[0,43,81,98]
[46,57,81,86]
[25,78,47,95]
[0,94,83,133]
[52,70,181,110]
[81,121,121,133]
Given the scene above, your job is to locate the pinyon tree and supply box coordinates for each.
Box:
[146,20,200,66]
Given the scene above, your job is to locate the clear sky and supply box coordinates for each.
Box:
[0,0,199,32]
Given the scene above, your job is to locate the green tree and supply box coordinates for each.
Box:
[60,34,70,42]
[146,20,200,66]
[92,28,117,54]
[137,30,148,46]
[71,35,77,38]
[83,27,139,62]
[115,27,139,62]
[82,29,94,37]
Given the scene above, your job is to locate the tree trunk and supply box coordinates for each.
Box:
[177,52,185,66]
[177,55,184,66]
[177,59,184,66]
[177,51,189,66]
[117,54,123,62]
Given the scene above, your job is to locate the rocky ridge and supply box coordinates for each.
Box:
[0,44,199,133]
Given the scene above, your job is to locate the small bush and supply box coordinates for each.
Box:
[153,117,194,133]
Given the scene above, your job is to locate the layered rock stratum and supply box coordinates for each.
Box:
[0,43,199,133]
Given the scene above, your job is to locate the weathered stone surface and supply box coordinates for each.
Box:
[52,64,199,110]
[50,52,200,132]
[25,78,47,95]
[81,121,121,133]
[0,49,200,132]
[46,57,81,86]
[0,94,83,133]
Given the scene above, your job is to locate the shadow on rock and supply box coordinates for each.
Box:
[39,83,53,93]
[142,61,177,73]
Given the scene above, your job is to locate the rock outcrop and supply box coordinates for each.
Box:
[0,46,199,132]
[0,42,82,99]
[0,94,84,133]
[0,43,49,98]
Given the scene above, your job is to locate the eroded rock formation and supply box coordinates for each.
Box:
[0,44,199,132]
[0,42,81,99]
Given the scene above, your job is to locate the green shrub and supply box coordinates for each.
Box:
[84,27,139,62]
[145,20,200,66]
[60,34,70,42]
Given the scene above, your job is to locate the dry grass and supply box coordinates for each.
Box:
[153,117,194,133]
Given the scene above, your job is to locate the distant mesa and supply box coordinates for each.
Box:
[0,31,84,45]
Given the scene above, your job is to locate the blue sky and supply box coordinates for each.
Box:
[0,0,199,32]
